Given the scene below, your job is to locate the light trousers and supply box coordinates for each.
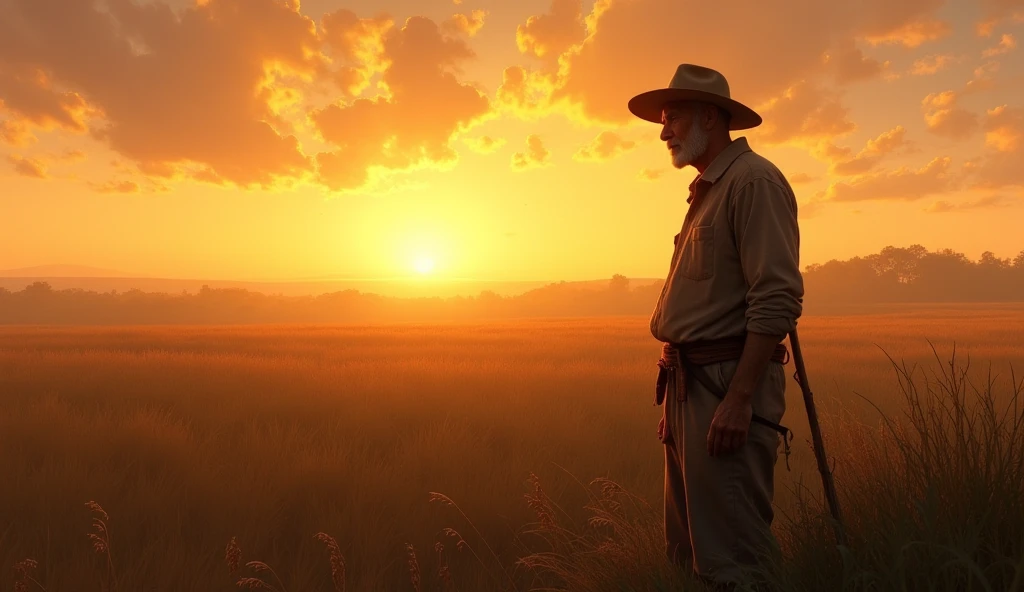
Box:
[660,358,786,584]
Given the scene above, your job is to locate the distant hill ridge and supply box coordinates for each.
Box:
[0,270,664,299]
[0,265,148,278]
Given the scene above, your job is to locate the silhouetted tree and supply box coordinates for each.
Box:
[24,281,53,295]
[980,251,1011,268]
[869,244,928,284]
[609,274,630,293]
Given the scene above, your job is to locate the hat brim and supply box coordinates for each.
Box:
[627,88,762,130]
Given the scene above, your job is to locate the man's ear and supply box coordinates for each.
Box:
[704,104,718,130]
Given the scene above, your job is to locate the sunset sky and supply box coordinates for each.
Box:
[2,0,1023,283]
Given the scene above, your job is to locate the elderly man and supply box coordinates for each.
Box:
[627,64,804,588]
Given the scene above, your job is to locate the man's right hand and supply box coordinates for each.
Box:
[658,415,670,443]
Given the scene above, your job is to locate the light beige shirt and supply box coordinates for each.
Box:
[650,137,804,344]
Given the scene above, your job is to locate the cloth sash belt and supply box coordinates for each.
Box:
[655,335,794,468]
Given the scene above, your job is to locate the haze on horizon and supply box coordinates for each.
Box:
[1,0,1023,284]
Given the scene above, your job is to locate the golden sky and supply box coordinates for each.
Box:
[1,0,1023,282]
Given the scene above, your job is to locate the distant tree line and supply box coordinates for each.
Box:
[804,245,1024,304]
[1,245,1022,324]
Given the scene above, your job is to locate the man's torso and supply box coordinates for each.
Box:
[650,137,803,344]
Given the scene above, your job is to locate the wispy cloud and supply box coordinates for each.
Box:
[443,10,487,37]
[863,19,951,47]
[573,132,636,162]
[825,157,956,202]
[788,172,819,185]
[6,154,47,178]
[463,135,506,154]
[516,0,586,60]
[511,135,551,171]
[816,125,910,176]
[638,168,667,181]
[922,91,978,139]
[910,54,956,75]
[925,195,1011,212]
[982,33,1017,56]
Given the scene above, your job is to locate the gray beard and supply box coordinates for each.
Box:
[672,124,710,169]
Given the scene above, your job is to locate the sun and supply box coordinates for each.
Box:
[414,255,435,275]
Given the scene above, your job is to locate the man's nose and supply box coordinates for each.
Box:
[660,125,672,142]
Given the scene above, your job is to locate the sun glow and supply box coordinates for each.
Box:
[414,255,435,275]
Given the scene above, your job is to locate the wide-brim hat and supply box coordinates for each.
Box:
[627,64,762,130]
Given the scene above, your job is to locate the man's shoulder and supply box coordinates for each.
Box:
[727,148,792,192]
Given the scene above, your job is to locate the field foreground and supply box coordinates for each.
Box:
[2,305,1024,591]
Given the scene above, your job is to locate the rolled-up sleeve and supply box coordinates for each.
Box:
[730,177,804,336]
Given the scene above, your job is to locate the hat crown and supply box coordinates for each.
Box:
[668,64,731,101]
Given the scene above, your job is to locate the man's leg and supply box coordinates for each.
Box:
[662,369,693,569]
[681,359,786,585]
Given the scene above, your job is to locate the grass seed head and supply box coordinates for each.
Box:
[84,501,109,522]
[236,577,272,590]
[315,532,346,592]
[406,544,422,592]
[226,537,242,574]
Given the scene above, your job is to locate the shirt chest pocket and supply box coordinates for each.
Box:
[679,225,715,281]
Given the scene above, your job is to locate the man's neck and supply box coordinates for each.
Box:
[691,134,734,175]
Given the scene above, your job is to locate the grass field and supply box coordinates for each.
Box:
[2,305,1024,591]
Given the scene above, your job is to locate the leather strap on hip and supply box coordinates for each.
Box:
[678,355,793,471]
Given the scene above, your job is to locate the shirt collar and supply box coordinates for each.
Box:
[686,137,752,203]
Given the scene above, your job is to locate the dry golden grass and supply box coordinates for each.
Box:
[1,305,1023,590]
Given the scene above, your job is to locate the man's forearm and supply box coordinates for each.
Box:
[727,331,784,402]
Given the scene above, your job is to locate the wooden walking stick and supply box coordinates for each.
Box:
[788,327,848,547]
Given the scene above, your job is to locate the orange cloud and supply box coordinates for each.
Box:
[965,61,1001,93]
[977,20,1000,37]
[969,151,1024,190]
[60,149,86,162]
[137,161,179,179]
[788,173,819,185]
[963,105,1024,191]
[825,157,955,201]
[910,54,955,76]
[818,126,909,176]
[0,66,96,141]
[0,119,33,146]
[443,10,487,37]
[463,135,506,154]
[863,126,911,154]
[511,135,550,170]
[91,180,141,194]
[755,82,856,145]
[982,33,1017,56]
[815,142,852,162]
[922,91,978,139]
[863,19,951,47]
[7,154,47,178]
[984,105,1023,152]
[312,16,490,191]
[826,44,889,83]
[516,0,587,60]
[0,0,324,188]
[495,66,554,118]
[638,168,666,181]
[573,131,635,162]
[541,0,949,127]
[925,195,1010,213]
[976,1,1024,33]
[318,10,394,96]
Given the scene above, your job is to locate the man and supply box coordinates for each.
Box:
[627,64,804,588]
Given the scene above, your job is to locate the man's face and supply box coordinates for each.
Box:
[660,104,709,170]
